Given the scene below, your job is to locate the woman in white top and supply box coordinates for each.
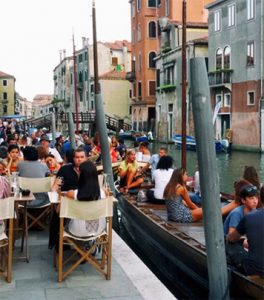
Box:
[146,156,174,204]
[65,160,106,237]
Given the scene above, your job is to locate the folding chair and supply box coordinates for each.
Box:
[0,197,15,283]
[57,196,113,282]
[18,176,54,230]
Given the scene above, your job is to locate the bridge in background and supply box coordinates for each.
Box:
[26,112,132,132]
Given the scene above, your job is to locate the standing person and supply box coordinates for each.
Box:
[40,135,63,164]
[138,142,151,162]
[65,161,106,238]
[146,156,174,204]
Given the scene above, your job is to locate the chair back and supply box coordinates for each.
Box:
[60,196,113,221]
[18,177,54,193]
[98,174,104,189]
[0,197,15,220]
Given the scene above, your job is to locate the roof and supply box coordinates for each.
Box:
[189,36,208,44]
[0,71,15,79]
[99,70,127,80]
[103,40,131,52]
[33,94,53,102]
[205,0,226,9]
[171,21,208,29]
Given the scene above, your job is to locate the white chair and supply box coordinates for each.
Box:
[57,196,114,282]
[18,176,54,230]
[0,197,15,283]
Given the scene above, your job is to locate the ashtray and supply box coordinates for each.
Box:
[21,189,30,196]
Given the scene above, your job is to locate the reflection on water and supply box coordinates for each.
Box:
[143,142,263,194]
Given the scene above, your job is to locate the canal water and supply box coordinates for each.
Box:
[144,141,264,193]
[118,140,264,298]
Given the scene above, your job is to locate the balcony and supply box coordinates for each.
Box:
[126,71,136,83]
[208,69,233,90]
[158,81,176,93]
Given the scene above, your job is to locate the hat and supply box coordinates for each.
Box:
[240,185,258,199]
[40,135,50,142]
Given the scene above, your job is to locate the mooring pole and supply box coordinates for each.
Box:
[68,112,76,150]
[92,1,119,231]
[190,57,230,300]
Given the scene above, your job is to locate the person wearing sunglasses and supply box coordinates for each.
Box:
[227,192,264,277]
[224,184,259,268]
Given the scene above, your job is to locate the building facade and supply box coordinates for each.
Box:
[128,0,213,133]
[0,71,16,116]
[15,93,33,118]
[155,22,208,142]
[207,0,264,151]
[32,94,54,118]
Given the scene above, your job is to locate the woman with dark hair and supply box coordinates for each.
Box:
[45,154,61,175]
[243,166,261,191]
[146,155,174,204]
[65,161,106,237]
[4,144,22,174]
[164,168,238,223]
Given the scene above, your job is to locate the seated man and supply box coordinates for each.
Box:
[119,149,144,193]
[227,207,264,277]
[224,184,258,267]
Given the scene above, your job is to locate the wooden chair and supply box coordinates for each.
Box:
[18,176,54,230]
[0,197,15,283]
[57,196,113,282]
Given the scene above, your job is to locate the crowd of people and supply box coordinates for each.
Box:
[0,119,263,278]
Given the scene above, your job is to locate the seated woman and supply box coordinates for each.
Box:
[45,154,61,175]
[4,144,22,175]
[164,168,239,223]
[65,160,106,238]
[119,149,144,193]
[146,156,174,204]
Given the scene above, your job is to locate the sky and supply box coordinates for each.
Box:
[0,0,131,101]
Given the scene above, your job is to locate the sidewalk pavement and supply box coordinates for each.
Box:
[0,229,175,300]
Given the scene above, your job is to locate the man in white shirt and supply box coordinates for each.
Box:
[40,135,63,163]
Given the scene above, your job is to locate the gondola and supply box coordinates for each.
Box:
[116,191,264,299]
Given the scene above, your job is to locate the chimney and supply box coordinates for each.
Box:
[59,50,62,62]
[63,49,66,59]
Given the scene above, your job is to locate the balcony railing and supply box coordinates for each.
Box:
[126,71,136,82]
[208,69,233,86]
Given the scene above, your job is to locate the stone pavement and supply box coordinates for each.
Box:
[0,229,175,300]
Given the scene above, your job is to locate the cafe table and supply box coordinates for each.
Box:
[14,192,35,262]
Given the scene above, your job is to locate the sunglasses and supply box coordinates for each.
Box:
[243,185,257,193]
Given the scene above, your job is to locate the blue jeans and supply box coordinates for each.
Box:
[189,192,202,205]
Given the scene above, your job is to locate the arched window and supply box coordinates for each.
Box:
[78,71,83,83]
[223,46,231,69]
[149,52,156,68]
[148,21,156,38]
[216,48,223,69]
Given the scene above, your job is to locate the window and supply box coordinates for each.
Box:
[78,54,83,63]
[247,0,255,20]
[138,52,142,71]
[84,52,88,60]
[149,52,156,68]
[216,48,223,69]
[165,0,169,16]
[133,83,136,97]
[91,84,94,94]
[138,24,141,41]
[247,42,254,66]
[224,93,231,107]
[156,69,160,87]
[3,80,7,86]
[247,91,255,105]
[148,0,156,7]
[216,94,223,107]
[78,72,83,83]
[224,46,231,69]
[149,81,156,96]
[132,1,135,17]
[70,73,73,85]
[138,82,142,97]
[84,71,88,81]
[137,0,141,12]
[129,89,132,98]
[228,4,235,27]
[214,10,221,32]
[3,92,7,100]
[3,105,7,113]
[164,65,174,85]
[168,104,173,112]
[148,21,157,38]
[112,57,118,66]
